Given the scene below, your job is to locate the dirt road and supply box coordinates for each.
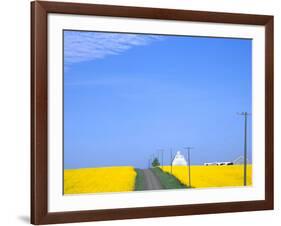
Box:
[142,169,163,190]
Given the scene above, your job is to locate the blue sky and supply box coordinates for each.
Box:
[64,30,252,169]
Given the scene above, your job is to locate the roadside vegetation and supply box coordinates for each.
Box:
[134,169,145,191]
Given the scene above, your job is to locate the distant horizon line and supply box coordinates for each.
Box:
[64,163,253,170]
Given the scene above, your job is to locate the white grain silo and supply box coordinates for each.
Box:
[172,151,187,166]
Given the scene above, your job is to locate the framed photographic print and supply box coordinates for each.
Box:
[31,1,274,224]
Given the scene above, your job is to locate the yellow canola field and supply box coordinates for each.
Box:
[162,165,252,188]
[64,166,136,194]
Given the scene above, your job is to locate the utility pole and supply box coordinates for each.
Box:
[184,147,194,188]
[157,150,160,167]
[238,112,250,186]
[155,150,158,167]
[162,150,164,169]
[158,149,164,169]
[170,149,173,174]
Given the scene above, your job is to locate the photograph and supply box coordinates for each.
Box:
[29,1,274,224]
[63,30,252,195]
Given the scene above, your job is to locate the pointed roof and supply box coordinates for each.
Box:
[172,151,187,166]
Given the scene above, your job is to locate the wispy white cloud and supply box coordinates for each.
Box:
[64,31,163,65]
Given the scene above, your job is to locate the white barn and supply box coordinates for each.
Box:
[172,151,187,166]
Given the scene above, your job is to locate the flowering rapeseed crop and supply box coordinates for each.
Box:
[162,165,252,188]
[64,166,136,194]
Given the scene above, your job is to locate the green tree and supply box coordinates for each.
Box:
[152,158,160,167]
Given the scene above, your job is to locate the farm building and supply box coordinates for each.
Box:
[204,162,233,166]
[172,151,187,166]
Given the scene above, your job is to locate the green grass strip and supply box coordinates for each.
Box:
[134,168,144,191]
[151,167,187,189]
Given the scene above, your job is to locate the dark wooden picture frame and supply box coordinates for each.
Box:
[31,1,274,224]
